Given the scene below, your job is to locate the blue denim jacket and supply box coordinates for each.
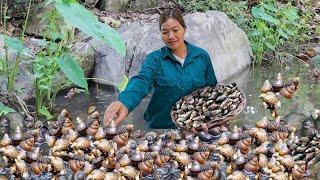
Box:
[119,41,217,129]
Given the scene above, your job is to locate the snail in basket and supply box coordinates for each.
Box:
[171,83,246,133]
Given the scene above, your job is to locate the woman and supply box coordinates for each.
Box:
[104,9,217,129]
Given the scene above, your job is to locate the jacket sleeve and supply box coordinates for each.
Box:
[118,53,158,112]
[204,52,218,86]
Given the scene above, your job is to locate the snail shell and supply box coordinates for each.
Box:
[105,121,117,140]
[227,171,247,180]
[193,151,210,164]
[258,154,268,168]
[218,144,235,159]
[236,138,251,154]
[0,145,19,159]
[253,128,268,143]
[114,132,129,147]
[86,111,99,125]
[94,127,106,140]
[57,109,71,123]
[104,172,123,180]
[279,154,294,168]
[26,147,40,163]
[83,161,94,175]
[174,152,190,166]
[68,159,85,173]
[52,138,69,152]
[14,158,29,179]
[50,156,66,174]
[155,154,170,167]
[197,170,213,180]
[66,129,79,142]
[119,154,131,167]
[61,118,74,135]
[255,117,269,129]
[292,164,305,180]
[1,133,11,147]
[75,117,87,134]
[11,126,23,145]
[87,169,106,180]
[86,120,99,136]
[71,137,90,150]
[48,121,62,137]
[280,84,295,99]
[138,159,154,174]
[261,80,272,93]
[45,134,56,147]
[217,135,229,146]
[259,92,279,105]
[117,166,139,179]
[137,140,149,152]
[93,139,112,153]
[30,162,47,175]
[244,156,259,173]
[271,73,284,92]
[19,136,35,151]
[187,136,200,153]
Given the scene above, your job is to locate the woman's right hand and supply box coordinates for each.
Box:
[103,101,129,127]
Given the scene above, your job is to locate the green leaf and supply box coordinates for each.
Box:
[0,102,15,116]
[252,6,280,25]
[265,42,275,51]
[116,75,129,92]
[277,28,288,39]
[55,0,126,56]
[1,34,30,54]
[39,106,54,120]
[56,54,88,90]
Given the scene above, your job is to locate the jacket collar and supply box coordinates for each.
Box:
[161,41,201,62]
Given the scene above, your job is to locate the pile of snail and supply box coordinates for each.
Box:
[171,83,245,133]
[217,116,309,180]
[259,73,300,118]
[0,108,313,180]
[0,109,227,179]
[289,114,320,167]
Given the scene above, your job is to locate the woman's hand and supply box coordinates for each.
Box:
[103,101,129,127]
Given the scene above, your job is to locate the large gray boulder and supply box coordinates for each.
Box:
[93,10,253,84]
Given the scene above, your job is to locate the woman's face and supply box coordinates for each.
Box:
[161,18,186,51]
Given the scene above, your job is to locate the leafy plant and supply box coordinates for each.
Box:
[248,0,306,64]
[0,102,15,116]
[33,0,126,118]
[0,0,32,92]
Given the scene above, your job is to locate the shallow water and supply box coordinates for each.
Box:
[55,60,319,131]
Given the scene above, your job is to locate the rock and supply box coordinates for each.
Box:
[71,36,96,77]
[93,11,253,85]
[5,112,25,131]
[102,0,130,12]
[25,2,67,38]
[0,36,35,100]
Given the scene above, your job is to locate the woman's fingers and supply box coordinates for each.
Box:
[103,102,119,126]
[103,101,128,127]
[114,106,129,126]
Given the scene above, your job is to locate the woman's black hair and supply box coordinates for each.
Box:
[159,9,186,30]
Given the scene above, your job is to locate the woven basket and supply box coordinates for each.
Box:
[171,84,246,133]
